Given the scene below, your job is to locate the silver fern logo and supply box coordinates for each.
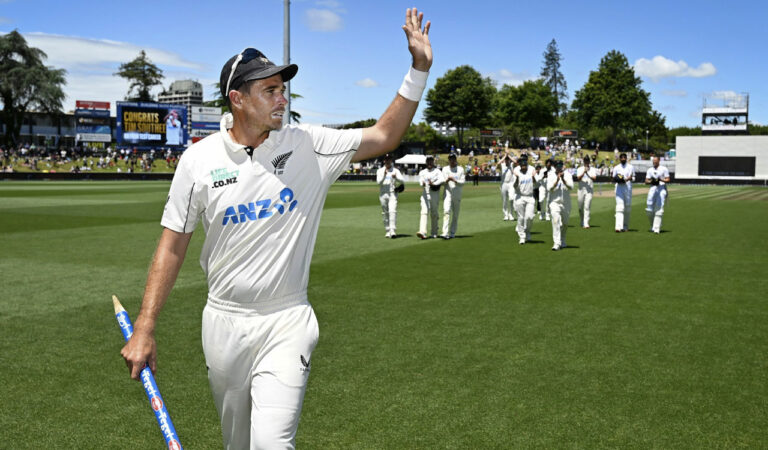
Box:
[271,151,293,175]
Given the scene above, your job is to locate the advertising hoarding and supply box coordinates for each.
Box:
[75,108,112,143]
[116,102,188,148]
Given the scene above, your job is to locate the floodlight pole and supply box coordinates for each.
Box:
[284,0,291,125]
[645,129,649,152]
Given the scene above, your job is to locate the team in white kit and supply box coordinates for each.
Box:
[380,150,669,246]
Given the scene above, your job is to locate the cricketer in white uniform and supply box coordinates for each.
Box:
[611,153,635,232]
[535,159,553,221]
[418,156,445,239]
[645,155,671,234]
[441,153,465,238]
[513,157,536,244]
[499,155,516,221]
[547,160,573,251]
[575,156,597,228]
[376,154,404,238]
[120,9,433,449]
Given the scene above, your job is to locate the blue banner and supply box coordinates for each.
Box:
[116,102,188,149]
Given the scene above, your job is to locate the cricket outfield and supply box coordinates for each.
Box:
[0,181,766,448]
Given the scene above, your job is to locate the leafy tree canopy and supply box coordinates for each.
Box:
[540,38,568,117]
[114,50,163,102]
[424,65,496,148]
[495,79,557,138]
[0,30,66,146]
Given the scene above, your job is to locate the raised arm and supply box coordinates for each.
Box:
[354,8,433,162]
[120,227,192,380]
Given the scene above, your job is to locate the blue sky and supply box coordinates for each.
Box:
[2,0,766,128]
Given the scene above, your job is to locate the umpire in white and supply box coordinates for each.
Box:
[645,155,671,234]
[376,154,404,238]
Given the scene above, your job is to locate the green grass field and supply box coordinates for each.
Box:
[1,181,767,448]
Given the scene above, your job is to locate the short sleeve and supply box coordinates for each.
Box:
[161,154,202,233]
[304,126,362,183]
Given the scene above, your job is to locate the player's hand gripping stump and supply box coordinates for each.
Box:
[113,295,183,450]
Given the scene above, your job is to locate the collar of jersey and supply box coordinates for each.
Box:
[219,113,284,155]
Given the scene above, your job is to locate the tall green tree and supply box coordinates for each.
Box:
[540,38,568,117]
[571,50,652,147]
[424,65,495,148]
[114,50,163,102]
[495,79,557,139]
[0,30,66,146]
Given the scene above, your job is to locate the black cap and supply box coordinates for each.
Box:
[448,153,457,160]
[220,48,298,98]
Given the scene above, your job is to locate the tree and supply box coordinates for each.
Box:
[495,80,557,139]
[402,121,444,150]
[0,30,66,146]
[540,39,568,117]
[339,118,377,129]
[571,50,652,147]
[114,50,163,102]
[424,65,495,148]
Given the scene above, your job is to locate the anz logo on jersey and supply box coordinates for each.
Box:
[222,187,298,226]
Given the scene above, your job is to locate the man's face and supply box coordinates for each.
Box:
[653,157,660,168]
[427,159,434,169]
[449,157,457,168]
[236,74,287,132]
[620,155,627,165]
[385,159,393,169]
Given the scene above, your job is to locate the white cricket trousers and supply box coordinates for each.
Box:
[419,191,440,236]
[550,200,571,247]
[538,187,550,219]
[442,188,462,237]
[614,185,632,231]
[501,184,515,219]
[379,193,398,234]
[202,300,318,450]
[646,185,667,232]
[514,195,535,240]
[577,188,593,227]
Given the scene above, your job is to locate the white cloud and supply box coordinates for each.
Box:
[661,90,687,97]
[6,32,212,113]
[305,9,343,32]
[23,32,204,70]
[634,56,716,81]
[355,78,379,88]
[486,69,539,87]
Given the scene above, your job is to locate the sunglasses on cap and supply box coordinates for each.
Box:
[224,48,265,96]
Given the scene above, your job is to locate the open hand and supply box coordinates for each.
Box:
[402,8,432,72]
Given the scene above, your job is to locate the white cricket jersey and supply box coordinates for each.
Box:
[418,167,444,194]
[442,165,465,192]
[611,163,635,188]
[513,166,535,196]
[576,166,597,192]
[500,164,515,185]
[376,166,403,195]
[547,169,573,204]
[645,165,670,187]
[161,113,361,310]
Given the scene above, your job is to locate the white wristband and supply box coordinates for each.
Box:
[398,67,429,102]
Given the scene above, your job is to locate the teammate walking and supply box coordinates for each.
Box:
[441,154,465,239]
[418,155,444,239]
[575,156,597,228]
[376,154,404,238]
[645,155,671,234]
[119,8,433,449]
[499,154,516,221]
[535,159,553,221]
[547,160,573,251]
[611,153,635,232]
[513,156,536,244]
